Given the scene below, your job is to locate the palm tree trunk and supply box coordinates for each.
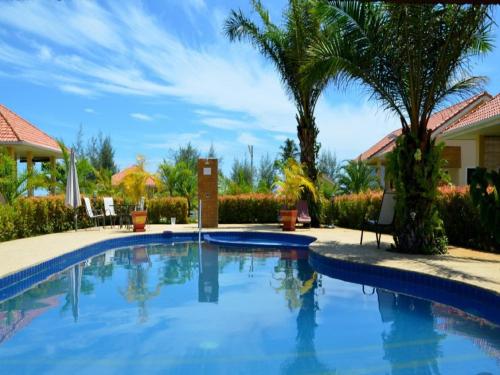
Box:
[296,111,320,227]
[390,129,447,254]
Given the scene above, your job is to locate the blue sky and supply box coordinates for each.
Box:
[0,1,499,174]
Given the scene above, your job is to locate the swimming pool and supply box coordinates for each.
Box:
[0,235,498,374]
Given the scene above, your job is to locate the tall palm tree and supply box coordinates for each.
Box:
[339,159,379,194]
[225,0,330,226]
[308,2,492,253]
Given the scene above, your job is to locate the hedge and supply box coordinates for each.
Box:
[0,195,188,242]
[331,187,496,252]
[218,194,283,223]
[147,197,189,224]
[1,190,495,252]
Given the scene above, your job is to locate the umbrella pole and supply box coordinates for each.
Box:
[74,210,78,232]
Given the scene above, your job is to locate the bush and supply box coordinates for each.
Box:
[219,194,283,223]
[0,195,189,242]
[330,187,496,252]
[147,197,189,224]
[437,186,495,251]
[330,191,382,229]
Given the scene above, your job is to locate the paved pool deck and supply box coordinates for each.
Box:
[0,224,499,295]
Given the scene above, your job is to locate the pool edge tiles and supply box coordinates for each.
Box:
[309,250,500,325]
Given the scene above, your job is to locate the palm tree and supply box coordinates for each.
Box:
[339,159,379,194]
[308,2,492,253]
[225,0,331,226]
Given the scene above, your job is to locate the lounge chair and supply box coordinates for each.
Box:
[103,197,117,228]
[360,190,396,249]
[83,197,105,228]
[296,200,311,227]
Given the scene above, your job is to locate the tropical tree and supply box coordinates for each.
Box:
[257,153,277,193]
[87,132,117,174]
[308,2,492,253]
[228,158,254,194]
[225,0,331,226]
[173,142,200,173]
[158,160,197,211]
[121,155,155,205]
[318,149,341,182]
[0,148,44,204]
[171,162,197,212]
[274,159,318,209]
[338,159,379,194]
[278,138,300,166]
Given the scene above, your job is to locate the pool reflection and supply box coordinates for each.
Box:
[0,243,498,374]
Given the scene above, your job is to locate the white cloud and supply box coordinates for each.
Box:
[237,132,264,146]
[84,108,95,114]
[0,1,402,161]
[130,113,153,121]
[59,84,94,96]
[200,117,249,130]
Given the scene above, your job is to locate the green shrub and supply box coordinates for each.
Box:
[146,197,189,224]
[437,186,495,251]
[0,195,189,242]
[330,187,496,252]
[219,194,283,223]
[331,191,382,229]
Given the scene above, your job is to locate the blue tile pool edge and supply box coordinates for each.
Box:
[309,250,500,325]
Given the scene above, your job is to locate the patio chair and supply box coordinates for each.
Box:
[136,196,145,211]
[296,200,311,227]
[360,190,396,249]
[103,197,117,228]
[83,197,105,228]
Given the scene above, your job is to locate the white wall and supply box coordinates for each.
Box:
[444,139,477,185]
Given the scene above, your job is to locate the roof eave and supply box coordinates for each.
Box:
[441,114,500,139]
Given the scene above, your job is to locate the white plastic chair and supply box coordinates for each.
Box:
[103,197,117,228]
[83,197,105,228]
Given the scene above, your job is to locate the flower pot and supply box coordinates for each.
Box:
[280,209,297,231]
[131,210,147,232]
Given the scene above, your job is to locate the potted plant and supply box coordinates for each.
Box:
[274,159,318,231]
[122,155,156,232]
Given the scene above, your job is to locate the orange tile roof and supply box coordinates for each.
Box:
[443,94,500,134]
[112,165,157,187]
[0,104,61,152]
[359,93,491,160]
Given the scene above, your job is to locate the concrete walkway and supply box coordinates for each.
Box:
[0,224,499,295]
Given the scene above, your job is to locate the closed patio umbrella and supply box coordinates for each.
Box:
[65,149,81,231]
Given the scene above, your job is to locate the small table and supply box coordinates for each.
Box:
[114,204,134,229]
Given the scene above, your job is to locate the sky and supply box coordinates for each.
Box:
[0,1,499,174]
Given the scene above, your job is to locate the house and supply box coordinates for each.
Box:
[360,92,500,186]
[111,165,157,188]
[0,104,63,196]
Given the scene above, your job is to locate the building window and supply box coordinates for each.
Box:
[466,168,477,185]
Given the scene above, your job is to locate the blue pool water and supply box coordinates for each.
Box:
[0,241,498,374]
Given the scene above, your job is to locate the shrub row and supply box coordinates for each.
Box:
[218,190,495,252]
[147,197,189,224]
[0,191,494,251]
[330,187,495,252]
[0,195,189,242]
[218,194,283,223]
